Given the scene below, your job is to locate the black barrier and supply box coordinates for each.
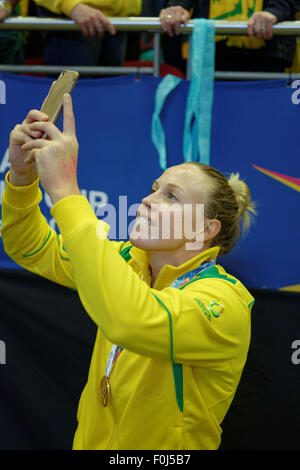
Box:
[220,287,300,450]
[0,268,96,450]
[0,268,299,450]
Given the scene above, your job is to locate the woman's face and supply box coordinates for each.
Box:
[130,164,213,252]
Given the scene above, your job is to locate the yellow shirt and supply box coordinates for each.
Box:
[33,0,141,17]
[1,172,254,450]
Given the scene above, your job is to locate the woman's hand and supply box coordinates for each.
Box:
[159,6,190,36]
[248,11,277,40]
[8,81,60,186]
[70,3,116,37]
[20,94,81,204]
[9,111,49,187]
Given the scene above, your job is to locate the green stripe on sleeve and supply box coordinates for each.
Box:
[22,229,52,258]
[56,234,70,261]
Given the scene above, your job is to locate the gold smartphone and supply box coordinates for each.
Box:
[40,70,79,124]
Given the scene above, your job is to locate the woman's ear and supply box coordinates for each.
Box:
[204,219,221,241]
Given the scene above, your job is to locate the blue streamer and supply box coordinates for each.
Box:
[151,74,182,170]
[151,19,215,170]
[183,19,215,165]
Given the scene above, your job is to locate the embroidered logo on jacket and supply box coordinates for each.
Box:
[208,301,224,318]
[193,298,212,322]
[194,299,224,321]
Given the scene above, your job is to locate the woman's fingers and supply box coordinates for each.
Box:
[21,138,48,152]
[23,109,49,126]
[22,139,48,164]
[26,120,61,140]
[10,125,36,145]
[62,94,77,137]
[23,123,44,139]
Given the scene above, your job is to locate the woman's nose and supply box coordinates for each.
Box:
[142,192,155,207]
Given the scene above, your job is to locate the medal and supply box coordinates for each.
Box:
[100,376,111,407]
[100,344,123,407]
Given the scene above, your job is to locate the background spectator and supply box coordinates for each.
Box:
[0,0,28,64]
[33,0,141,70]
[160,0,297,73]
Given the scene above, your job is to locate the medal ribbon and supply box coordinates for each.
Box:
[104,344,123,379]
[169,260,215,289]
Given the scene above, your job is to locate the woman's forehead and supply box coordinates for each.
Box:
[154,164,210,203]
[157,164,207,187]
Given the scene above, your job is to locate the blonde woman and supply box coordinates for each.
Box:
[2,93,256,450]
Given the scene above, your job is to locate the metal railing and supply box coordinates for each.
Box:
[0,17,300,79]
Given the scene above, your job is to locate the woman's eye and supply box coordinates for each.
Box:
[150,189,176,200]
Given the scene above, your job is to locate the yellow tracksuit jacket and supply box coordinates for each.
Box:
[33,0,141,17]
[1,171,255,450]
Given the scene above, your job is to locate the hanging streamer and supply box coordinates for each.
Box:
[183,19,215,165]
[151,74,182,170]
[151,19,215,170]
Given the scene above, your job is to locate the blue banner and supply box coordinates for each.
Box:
[0,72,299,291]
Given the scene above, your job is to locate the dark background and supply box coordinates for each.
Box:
[0,268,299,450]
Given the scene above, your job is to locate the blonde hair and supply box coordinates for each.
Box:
[184,162,257,255]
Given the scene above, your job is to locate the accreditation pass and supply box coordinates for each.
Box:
[108,454,191,467]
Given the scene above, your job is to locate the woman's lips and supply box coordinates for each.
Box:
[136,214,153,227]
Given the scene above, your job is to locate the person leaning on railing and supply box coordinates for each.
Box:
[32,0,141,69]
[159,0,298,73]
[0,0,28,64]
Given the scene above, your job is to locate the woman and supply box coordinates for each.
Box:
[2,92,256,450]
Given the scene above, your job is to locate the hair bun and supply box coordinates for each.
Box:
[228,172,257,234]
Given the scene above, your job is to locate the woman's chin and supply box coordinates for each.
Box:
[129,235,160,251]
[129,233,185,252]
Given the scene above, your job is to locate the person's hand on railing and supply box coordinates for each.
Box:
[69,3,116,37]
[159,6,190,36]
[0,4,10,22]
[248,11,277,40]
